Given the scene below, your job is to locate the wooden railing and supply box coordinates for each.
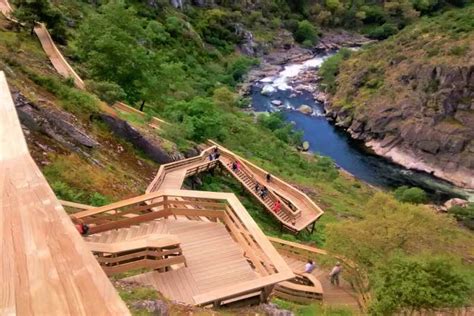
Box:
[72,190,295,307]
[221,160,300,225]
[146,147,217,193]
[114,102,168,128]
[87,234,186,276]
[268,236,327,262]
[274,272,323,304]
[209,141,324,225]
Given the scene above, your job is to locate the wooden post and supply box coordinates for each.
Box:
[310,221,316,234]
[260,285,274,303]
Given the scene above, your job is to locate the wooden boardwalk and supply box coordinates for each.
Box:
[145,143,324,233]
[0,72,130,315]
[283,256,359,309]
[110,219,259,304]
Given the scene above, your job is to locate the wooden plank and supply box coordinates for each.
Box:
[0,71,130,314]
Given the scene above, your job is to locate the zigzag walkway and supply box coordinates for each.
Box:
[145,142,324,233]
[0,0,166,129]
[0,72,130,315]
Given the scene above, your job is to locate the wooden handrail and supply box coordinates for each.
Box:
[86,234,180,253]
[88,234,186,276]
[268,236,327,256]
[209,140,324,221]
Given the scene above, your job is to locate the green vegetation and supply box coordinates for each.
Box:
[394,186,428,204]
[325,193,473,313]
[370,255,472,315]
[448,203,474,230]
[319,48,352,94]
[272,298,354,315]
[294,20,319,47]
[325,5,474,113]
[13,0,66,42]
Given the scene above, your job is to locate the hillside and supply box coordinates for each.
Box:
[322,6,474,189]
[1,1,473,315]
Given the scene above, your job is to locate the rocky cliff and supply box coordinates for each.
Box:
[325,7,474,189]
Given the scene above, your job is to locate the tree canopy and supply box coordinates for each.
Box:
[325,193,472,310]
[370,255,471,315]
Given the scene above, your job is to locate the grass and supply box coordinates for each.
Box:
[272,298,354,316]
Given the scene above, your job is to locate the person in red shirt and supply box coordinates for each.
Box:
[272,200,281,214]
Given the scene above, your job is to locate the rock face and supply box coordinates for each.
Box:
[13,91,99,151]
[98,114,173,164]
[326,64,474,189]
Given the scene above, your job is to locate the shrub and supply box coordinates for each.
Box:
[448,204,474,230]
[294,20,319,45]
[366,23,399,39]
[86,80,126,104]
[394,186,428,204]
[319,48,351,94]
[370,255,471,315]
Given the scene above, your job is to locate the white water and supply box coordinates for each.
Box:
[261,56,328,91]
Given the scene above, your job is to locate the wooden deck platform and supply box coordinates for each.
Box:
[116,219,258,304]
[0,72,129,315]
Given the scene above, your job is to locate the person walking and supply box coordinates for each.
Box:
[259,186,268,199]
[304,259,316,273]
[329,262,342,286]
[266,173,271,183]
[272,200,281,214]
[236,160,241,171]
[255,182,260,193]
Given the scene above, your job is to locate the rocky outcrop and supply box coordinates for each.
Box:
[98,114,173,164]
[326,64,474,189]
[13,91,99,151]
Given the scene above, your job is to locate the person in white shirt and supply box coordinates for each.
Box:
[329,262,342,286]
[304,259,316,273]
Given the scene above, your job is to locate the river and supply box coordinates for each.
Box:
[250,54,472,202]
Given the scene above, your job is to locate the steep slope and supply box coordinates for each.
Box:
[325,6,474,189]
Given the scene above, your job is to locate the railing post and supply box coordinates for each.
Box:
[163,196,169,219]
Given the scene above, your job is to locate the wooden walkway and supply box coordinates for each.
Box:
[111,219,259,304]
[0,72,130,315]
[145,143,324,233]
[283,256,359,309]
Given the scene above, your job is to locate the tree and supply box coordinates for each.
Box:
[14,0,65,40]
[76,2,188,109]
[325,193,471,309]
[294,20,318,46]
[164,97,227,142]
[370,255,471,315]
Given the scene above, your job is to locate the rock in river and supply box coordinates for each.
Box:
[271,100,283,106]
[297,104,313,115]
[261,84,276,96]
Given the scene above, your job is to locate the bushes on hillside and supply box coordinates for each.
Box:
[85,80,126,105]
[366,23,399,40]
[394,186,428,204]
[319,48,352,94]
[293,20,319,47]
[370,255,471,315]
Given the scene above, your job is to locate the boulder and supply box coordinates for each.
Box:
[261,84,276,96]
[271,100,283,106]
[444,198,469,210]
[302,141,310,151]
[297,104,313,115]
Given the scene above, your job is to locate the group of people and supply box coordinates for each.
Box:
[254,182,268,198]
[208,147,220,161]
[303,260,342,286]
